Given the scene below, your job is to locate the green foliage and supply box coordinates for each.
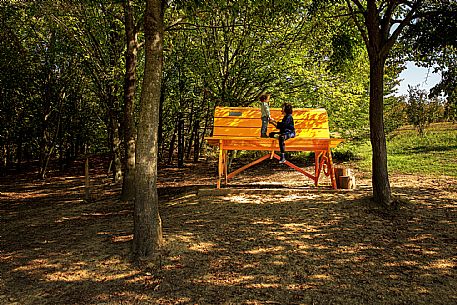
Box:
[6,0,454,174]
[352,123,457,177]
[406,86,435,135]
[164,1,372,143]
[329,31,363,74]
[331,143,357,162]
[401,1,457,110]
[0,0,123,169]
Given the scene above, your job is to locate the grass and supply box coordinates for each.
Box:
[349,122,457,177]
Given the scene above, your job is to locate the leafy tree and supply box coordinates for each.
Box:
[311,0,451,206]
[401,0,457,121]
[406,86,430,135]
[160,1,375,163]
[0,0,107,175]
[48,0,126,181]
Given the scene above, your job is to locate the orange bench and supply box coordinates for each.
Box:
[205,106,344,188]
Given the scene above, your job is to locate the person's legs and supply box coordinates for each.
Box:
[278,132,293,163]
[269,132,280,138]
[279,135,286,154]
[278,134,287,163]
[261,117,269,137]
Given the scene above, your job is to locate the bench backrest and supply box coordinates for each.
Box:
[212,106,330,138]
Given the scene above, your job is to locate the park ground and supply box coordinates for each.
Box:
[1,155,456,304]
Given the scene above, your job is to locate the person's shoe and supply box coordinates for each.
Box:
[279,157,286,163]
[261,134,269,138]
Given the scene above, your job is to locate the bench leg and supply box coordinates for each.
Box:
[217,148,224,189]
[223,150,228,185]
[327,149,337,189]
[315,150,337,189]
[314,151,322,186]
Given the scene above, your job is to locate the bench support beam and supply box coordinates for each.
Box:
[216,149,337,189]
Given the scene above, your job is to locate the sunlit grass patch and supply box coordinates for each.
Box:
[352,123,457,177]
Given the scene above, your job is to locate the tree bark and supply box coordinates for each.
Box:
[109,106,123,183]
[177,115,184,167]
[121,0,139,201]
[368,57,392,206]
[132,0,164,262]
[158,85,165,162]
[167,122,177,165]
[364,0,393,206]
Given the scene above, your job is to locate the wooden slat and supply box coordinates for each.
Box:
[214,107,328,120]
[214,117,259,128]
[214,107,260,118]
[213,126,329,138]
[294,119,328,129]
[296,128,330,138]
[213,117,329,129]
[269,109,328,120]
[206,137,344,151]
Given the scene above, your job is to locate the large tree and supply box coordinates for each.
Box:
[132,0,164,262]
[340,0,428,206]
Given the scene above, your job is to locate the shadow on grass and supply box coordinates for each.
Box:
[398,144,457,154]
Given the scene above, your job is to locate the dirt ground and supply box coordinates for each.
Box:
[1,157,456,305]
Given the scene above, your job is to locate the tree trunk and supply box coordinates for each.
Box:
[193,119,200,163]
[158,84,165,162]
[185,99,195,160]
[132,0,164,262]
[16,137,22,171]
[121,0,138,201]
[177,115,184,167]
[109,107,123,183]
[167,122,177,165]
[369,57,392,206]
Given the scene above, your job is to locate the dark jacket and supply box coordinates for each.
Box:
[277,114,295,136]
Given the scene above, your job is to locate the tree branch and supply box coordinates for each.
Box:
[382,0,422,58]
[346,0,369,47]
[165,22,247,31]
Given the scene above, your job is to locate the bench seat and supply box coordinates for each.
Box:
[205,106,344,188]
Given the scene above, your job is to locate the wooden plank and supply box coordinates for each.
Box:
[206,137,344,150]
[295,128,330,138]
[214,117,259,127]
[213,127,330,137]
[269,110,328,122]
[213,126,262,136]
[213,117,329,129]
[214,107,328,120]
[214,107,260,118]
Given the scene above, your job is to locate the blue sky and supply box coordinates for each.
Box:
[396,61,441,96]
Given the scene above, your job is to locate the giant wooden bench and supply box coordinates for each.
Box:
[205,106,344,189]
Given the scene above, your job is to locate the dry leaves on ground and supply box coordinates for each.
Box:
[1,158,456,304]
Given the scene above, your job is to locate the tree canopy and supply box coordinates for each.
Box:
[1,0,454,211]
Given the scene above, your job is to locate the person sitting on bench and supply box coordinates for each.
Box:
[269,103,295,163]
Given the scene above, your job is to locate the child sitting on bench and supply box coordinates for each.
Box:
[269,103,295,163]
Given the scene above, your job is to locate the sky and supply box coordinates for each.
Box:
[395,61,441,96]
